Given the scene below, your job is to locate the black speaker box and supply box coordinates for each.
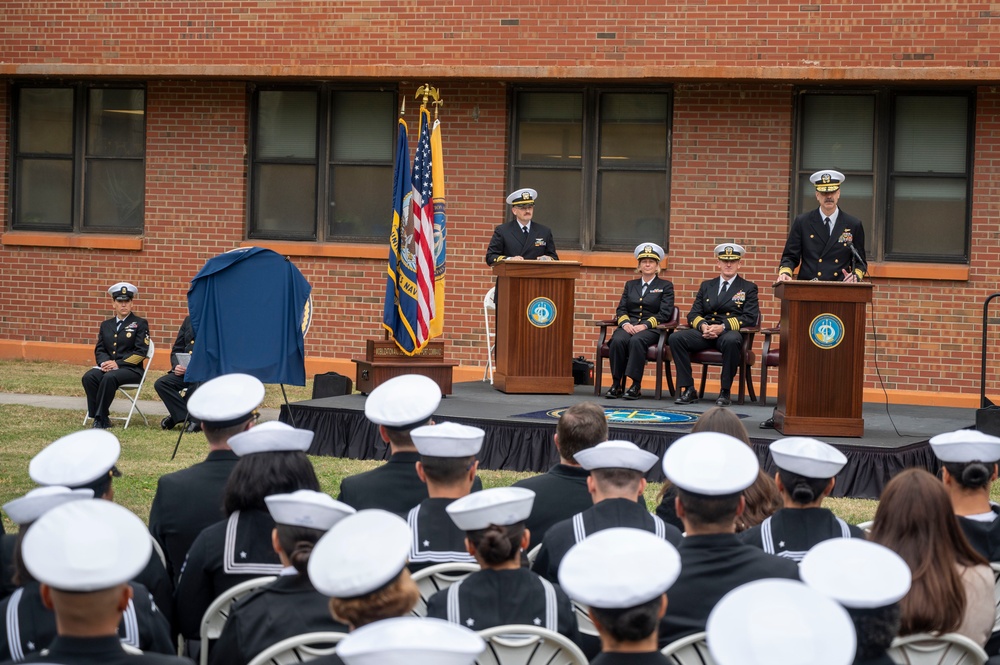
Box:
[977,406,1000,436]
[312,372,353,399]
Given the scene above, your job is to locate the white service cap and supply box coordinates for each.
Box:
[264,490,355,531]
[22,499,152,592]
[506,188,537,206]
[714,243,746,261]
[107,282,138,300]
[3,487,95,526]
[337,616,485,665]
[364,374,442,428]
[633,243,665,262]
[29,430,121,488]
[707,579,856,665]
[770,437,847,479]
[559,527,681,608]
[800,538,911,610]
[186,373,266,427]
[410,422,484,458]
[929,429,1000,463]
[308,509,411,599]
[228,420,313,456]
[446,487,535,531]
[810,170,846,192]
[662,432,759,495]
[574,440,659,473]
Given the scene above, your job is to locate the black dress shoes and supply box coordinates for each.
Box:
[160,417,176,430]
[715,391,732,407]
[92,417,112,429]
[760,417,776,429]
[185,421,202,433]
[624,382,642,400]
[675,387,698,405]
[604,383,624,399]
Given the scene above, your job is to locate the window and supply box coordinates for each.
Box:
[12,84,146,232]
[510,88,671,251]
[249,86,396,242]
[794,90,974,263]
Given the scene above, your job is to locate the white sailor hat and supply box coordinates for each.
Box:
[574,440,659,473]
[108,281,138,300]
[559,527,681,608]
[800,539,911,610]
[22,499,152,592]
[29,430,121,488]
[707,579,856,665]
[228,420,313,456]
[336,617,485,665]
[662,432,759,495]
[810,170,846,192]
[505,188,537,206]
[633,243,665,262]
[308,509,412,598]
[929,429,1000,463]
[364,374,441,429]
[264,490,355,531]
[410,422,484,458]
[3,487,95,526]
[770,437,847,479]
[446,487,535,531]
[714,243,746,261]
[186,373,266,427]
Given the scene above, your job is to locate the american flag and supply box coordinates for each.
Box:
[409,108,436,346]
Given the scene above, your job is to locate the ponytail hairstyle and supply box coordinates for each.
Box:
[467,522,526,567]
[776,469,830,505]
[275,524,325,574]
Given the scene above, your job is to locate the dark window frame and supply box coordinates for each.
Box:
[792,87,975,264]
[508,85,673,253]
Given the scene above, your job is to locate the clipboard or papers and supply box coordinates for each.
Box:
[176,353,192,369]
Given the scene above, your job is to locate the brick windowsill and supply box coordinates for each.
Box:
[1,231,143,251]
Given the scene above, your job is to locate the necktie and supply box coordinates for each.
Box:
[719,280,730,298]
[825,216,833,236]
[522,226,528,236]
[641,283,648,297]
[116,320,122,332]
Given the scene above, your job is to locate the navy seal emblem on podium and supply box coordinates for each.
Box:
[809,313,845,349]
[526,297,557,328]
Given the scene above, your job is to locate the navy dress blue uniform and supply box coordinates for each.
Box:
[21,635,191,665]
[532,498,681,584]
[153,316,197,428]
[608,276,675,383]
[958,508,1000,561]
[512,465,592,547]
[405,498,477,572]
[0,534,16,601]
[485,220,558,265]
[81,312,150,426]
[0,581,175,660]
[780,207,867,281]
[739,507,865,562]
[148,449,240,582]
[209,574,348,665]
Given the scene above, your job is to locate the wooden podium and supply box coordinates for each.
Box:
[773,281,873,437]
[492,260,581,394]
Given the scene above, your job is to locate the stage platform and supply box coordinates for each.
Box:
[281,380,976,499]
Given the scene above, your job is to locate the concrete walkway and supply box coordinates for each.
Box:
[0,392,281,421]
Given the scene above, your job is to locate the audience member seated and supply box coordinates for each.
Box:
[335,617,484,665]
[154,315,199,432]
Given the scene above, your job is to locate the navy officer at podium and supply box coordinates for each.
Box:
[485,188,558,265]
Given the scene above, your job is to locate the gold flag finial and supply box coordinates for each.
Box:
[414,84,440,110]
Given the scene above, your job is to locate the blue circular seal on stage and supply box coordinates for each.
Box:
[527,297,557,328]
[809,313,845,349]
[543,407,698,427]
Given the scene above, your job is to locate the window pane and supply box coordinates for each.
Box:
[599,93,668,167]
[257,91,317,159]
[888,177,966,257]
[88,89,145,157]
[16,158,72,228]
[513,168,582,247]
[84,159,144,229]
[596,171,666,248]
[517,93,583,164]
[253,164,317,237]
[331,91,394,161]
[796,173,874,228]
[801,95,874,170]
[894,96,967,173]
[19,88,74,154]
[329,165,393,239]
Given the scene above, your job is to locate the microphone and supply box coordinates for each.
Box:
[846,241,867,275]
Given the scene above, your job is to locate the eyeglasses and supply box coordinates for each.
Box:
[516,204,535,209]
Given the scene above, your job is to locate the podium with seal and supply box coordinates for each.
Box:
[772,281,873,437]
[492,260,581,394]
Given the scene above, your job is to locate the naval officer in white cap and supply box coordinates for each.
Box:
[657,432,799,649]
[338,374,481,516]
[532,441,681,585]
[485,187,558,265]
[740,437,864,561]
[81,281,150,429]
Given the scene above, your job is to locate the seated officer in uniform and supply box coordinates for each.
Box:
[154,315,198,432]
[405,422,483,572]
[559,528,682,664]
[426,488,580,646]
[740,437,864,561]
[485,188,558,265]
[802,539,912,665]
[533,441,681,584]
[605,243,675,401]
[669,243,758,407]
[19,499,189,665]
[658,431,799,648]
[81,282,150,429]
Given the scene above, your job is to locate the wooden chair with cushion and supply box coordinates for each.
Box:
[593,307,680,400]
[686,313,761,405]
[759,325,780,406]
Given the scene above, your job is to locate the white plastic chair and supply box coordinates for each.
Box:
[410,562,480,617]
[150,535,167,571]
[83,340,155,429]
[660,631,715,665]
[198,575,277,665]
[857,519,874,534]
[526,543,542,567]
[569,601,599,638]
[484,287,496,384]
[887,632,988,665]
[475,624,588,665]
[246,631,349,665]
